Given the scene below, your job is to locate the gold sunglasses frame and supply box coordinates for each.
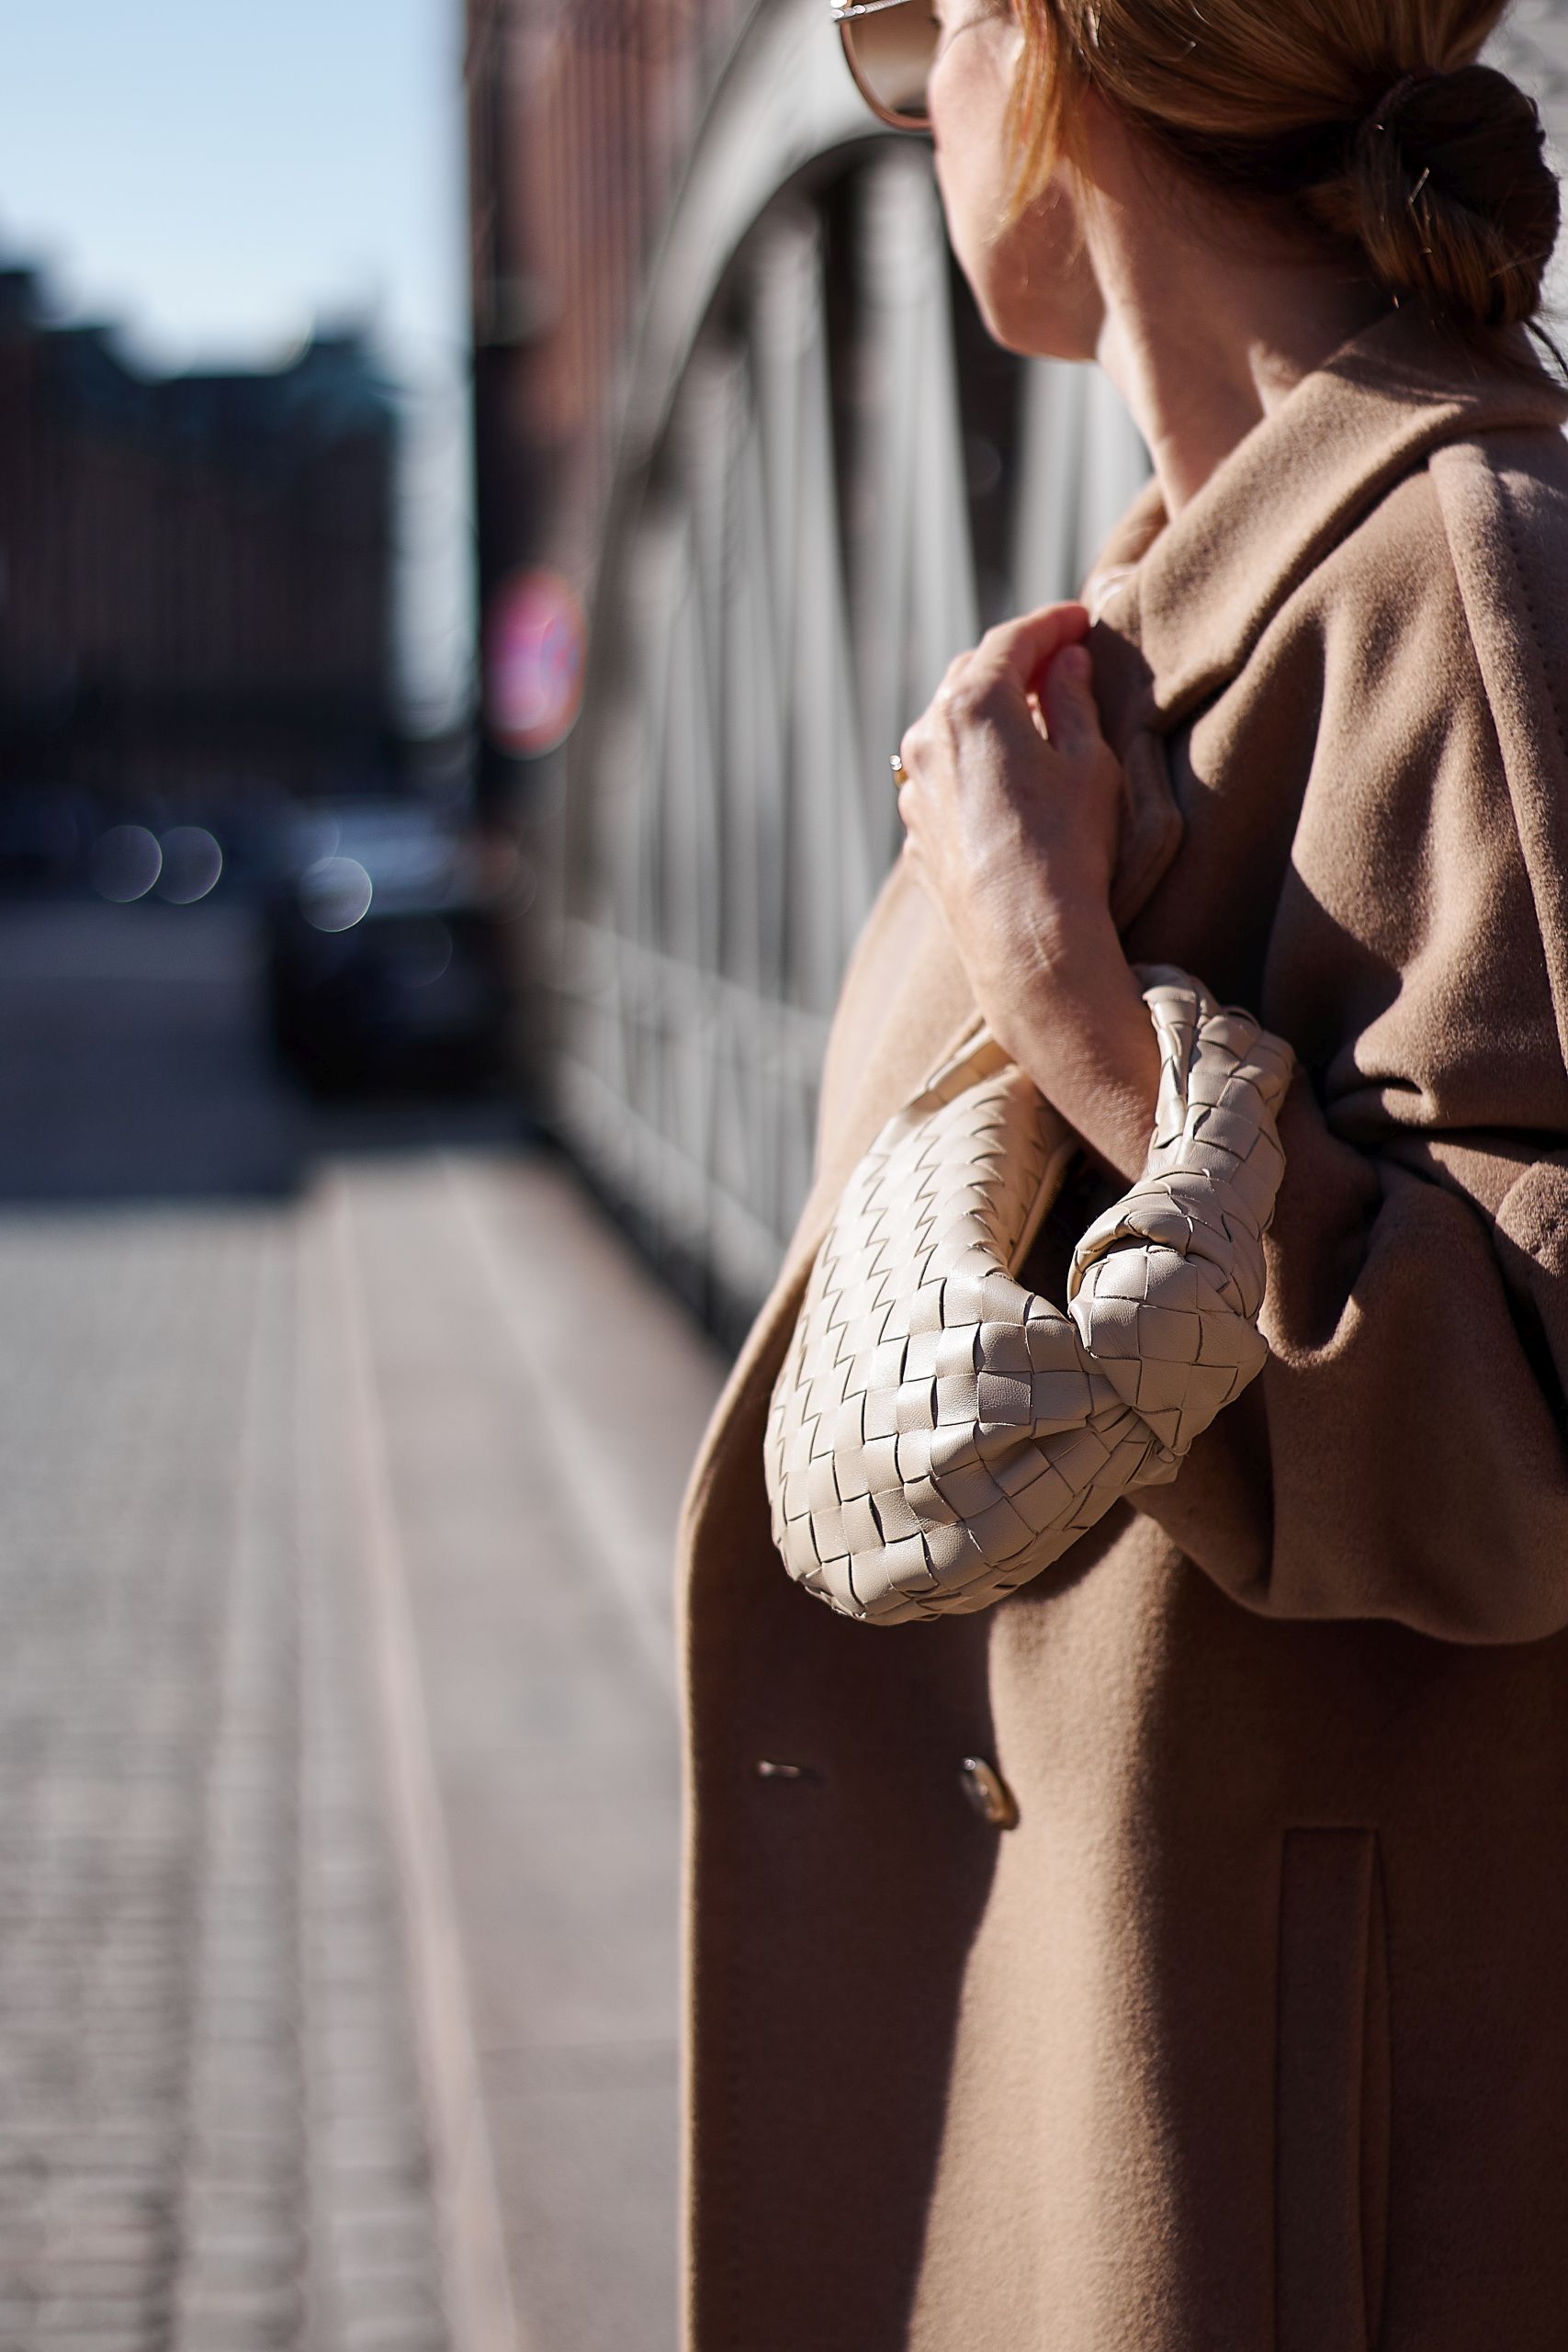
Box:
[831,0,936,134]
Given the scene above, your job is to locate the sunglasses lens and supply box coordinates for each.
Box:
[845,5,940,125]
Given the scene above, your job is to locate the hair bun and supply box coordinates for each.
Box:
[1324,62,1561,329]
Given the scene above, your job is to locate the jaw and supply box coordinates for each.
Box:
[965,211,1107,362]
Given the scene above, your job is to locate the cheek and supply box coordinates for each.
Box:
[929,28,1021,251]
[931,21,1053,322]
[935,119,1095,356]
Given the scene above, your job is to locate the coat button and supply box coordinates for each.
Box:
[959,1757,1019,1829]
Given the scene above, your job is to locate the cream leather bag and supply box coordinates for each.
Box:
[764,967,1294,1625]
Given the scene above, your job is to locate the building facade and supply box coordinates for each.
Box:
[466,0,751,608]
[0,266,396,811]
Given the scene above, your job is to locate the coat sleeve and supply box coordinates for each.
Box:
[1132,534,1568,1645]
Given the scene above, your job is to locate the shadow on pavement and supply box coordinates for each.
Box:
[0,899,534,1204]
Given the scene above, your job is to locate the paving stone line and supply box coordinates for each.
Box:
[295,1202,450,2352]
[170,1223,308,2352]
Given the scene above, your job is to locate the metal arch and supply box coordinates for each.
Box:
[544,0,1150,1334]
[614,0,908,479]
[538,3,1568,1337]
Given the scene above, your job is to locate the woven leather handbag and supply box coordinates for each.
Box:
[764,965,1295,1625]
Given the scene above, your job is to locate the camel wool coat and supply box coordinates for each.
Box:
[676,304,1568,2352]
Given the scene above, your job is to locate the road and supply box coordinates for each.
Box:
[0,900,728,2352]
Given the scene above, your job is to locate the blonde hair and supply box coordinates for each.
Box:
[1006,0,1561,334]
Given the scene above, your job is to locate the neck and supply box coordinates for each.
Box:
[1085,188,1391,517]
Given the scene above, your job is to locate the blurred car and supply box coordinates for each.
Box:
[265,800,519,1095]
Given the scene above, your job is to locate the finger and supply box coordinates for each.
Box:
[1039,640,1106,755]
[973,602,1091,693]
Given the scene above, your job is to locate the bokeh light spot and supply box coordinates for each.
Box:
[157,826,224,905]
[91,825,164,904]
[301,855,374,933]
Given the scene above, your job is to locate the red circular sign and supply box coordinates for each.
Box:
[486,568,587,756]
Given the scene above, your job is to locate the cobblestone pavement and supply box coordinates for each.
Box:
[0,905,727,2352]
[0,1210,450,2352]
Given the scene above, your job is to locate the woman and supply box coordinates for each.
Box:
[678,3,1568,2345]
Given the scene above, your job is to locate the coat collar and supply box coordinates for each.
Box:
[1085,306,1568,727]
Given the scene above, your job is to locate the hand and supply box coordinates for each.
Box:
[895,602,1162,1184]
[896,602,1120,1002]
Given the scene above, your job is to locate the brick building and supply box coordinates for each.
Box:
[464,0,749,629]
[0,265,396,810]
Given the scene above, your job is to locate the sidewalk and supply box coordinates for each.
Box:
[0,1131,726,2352]
[324,1148,726,2352]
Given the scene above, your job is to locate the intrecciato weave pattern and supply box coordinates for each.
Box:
[764,966,1295,1625]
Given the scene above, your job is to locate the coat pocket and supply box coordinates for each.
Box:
[1274,1827,1390,2352]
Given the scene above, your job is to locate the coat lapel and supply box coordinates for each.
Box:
[676,859,983,1555]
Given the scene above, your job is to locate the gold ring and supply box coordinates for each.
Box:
[890,752,909,791]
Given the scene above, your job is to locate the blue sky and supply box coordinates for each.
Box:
[0,0,473,728]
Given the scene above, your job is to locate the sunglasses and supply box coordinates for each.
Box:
[832,0,941,133]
